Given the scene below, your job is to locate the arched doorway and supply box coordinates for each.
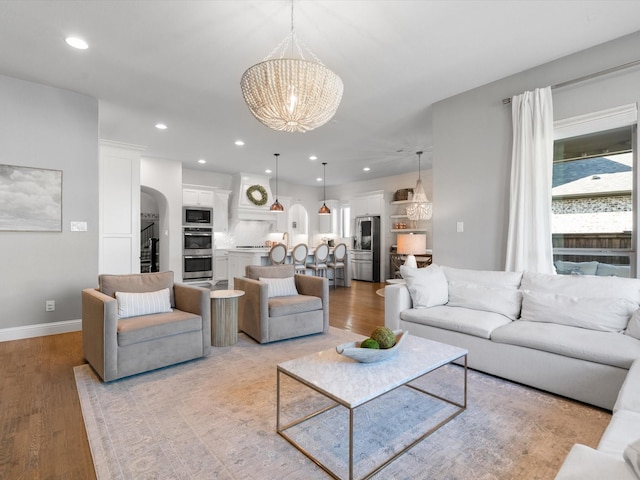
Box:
[140,186,169,273]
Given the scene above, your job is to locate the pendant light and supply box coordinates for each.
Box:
[240,0,343,133]
[318,162,331,215]
[270,153,284,212]
[406,151,433,221]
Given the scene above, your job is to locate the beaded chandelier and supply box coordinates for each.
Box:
[406,151,433,221]
[240,1,343,133]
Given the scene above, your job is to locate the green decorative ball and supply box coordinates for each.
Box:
[360,338,380,349]
[371,326,396,349]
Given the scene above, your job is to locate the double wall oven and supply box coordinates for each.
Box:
[183,227,213,280]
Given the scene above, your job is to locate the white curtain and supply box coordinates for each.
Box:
[505,87,555,274]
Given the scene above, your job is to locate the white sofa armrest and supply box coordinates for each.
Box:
[615,359,640,414]
[555,444,638,480]
[384,283,412,331]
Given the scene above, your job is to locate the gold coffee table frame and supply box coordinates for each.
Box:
[276,337,467,480]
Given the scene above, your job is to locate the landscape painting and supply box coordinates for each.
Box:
[0,164,62,232]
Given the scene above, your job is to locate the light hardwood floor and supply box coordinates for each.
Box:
[0,280,385,480]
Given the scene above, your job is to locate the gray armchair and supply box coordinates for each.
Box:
[82,271,211,382]
[235,264,329,344]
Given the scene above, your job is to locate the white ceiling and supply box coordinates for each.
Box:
[2,0,640,186]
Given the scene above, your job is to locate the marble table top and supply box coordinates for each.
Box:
[278,334,467,408]
[210,289,245,299]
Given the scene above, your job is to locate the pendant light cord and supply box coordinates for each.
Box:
[416,151,423,181]
[274,153,280,199]
[322,162,327,201]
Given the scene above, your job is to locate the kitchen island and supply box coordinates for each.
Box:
[227,247,351,288]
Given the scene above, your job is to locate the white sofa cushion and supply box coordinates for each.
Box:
[442,266,523,289]
[448,280,522,320]
[520,290,636,333]
[400,305,511,339]
[614,359,640,413]
[490,321,640,369]
[521,271,640,304]
[400,263,448,308]
[115,288,172,319]
[441,266,523,319]
[554,444,638,480]
[599,410,640,458]
[624,438,640,478]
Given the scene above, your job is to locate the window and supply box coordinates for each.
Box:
[552,117,636,277]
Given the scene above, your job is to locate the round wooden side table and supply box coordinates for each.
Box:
[210,289,245,347]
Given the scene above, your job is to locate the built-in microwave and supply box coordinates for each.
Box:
[183,206,213,227]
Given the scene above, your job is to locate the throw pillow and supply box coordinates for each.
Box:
[626,309,640,340]
[400,263,448,308]
[259,276,298,298]
[623,438,640,477]
[447,280,522,320]
[554,260,599,276]
[116,288,172,319]
[520,290,636,333]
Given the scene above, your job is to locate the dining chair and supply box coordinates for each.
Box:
[292,243,309,274]
[269,243,287,265]
[307,243,330,277]
[327,242,348,288]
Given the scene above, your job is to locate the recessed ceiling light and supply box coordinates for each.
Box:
[316,177,322,182]
[155,123,167,130]
[309,155,318,160]
[235,140,245,146]
[265,169,272,174]
[198,159,206,164]
[363,167,371,172]
[65,36,89,50]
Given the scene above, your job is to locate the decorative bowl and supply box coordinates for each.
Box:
[336,330,408,363]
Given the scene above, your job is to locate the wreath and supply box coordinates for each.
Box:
[246,184,268,206]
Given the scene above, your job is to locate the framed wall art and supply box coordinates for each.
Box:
[0,164,62,232]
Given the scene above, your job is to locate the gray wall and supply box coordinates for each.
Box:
[0,74,99,329]
[432,31,640,270]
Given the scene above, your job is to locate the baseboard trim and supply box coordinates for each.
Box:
[0,319,82,342]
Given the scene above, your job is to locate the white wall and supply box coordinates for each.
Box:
[141,157,183,280]
[432,31,640,270]
[0,74,98,332]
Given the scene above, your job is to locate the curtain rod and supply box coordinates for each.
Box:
[502,58,640,105]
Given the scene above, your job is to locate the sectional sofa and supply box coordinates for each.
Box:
[384,264,640,478]
[555,358,640,479]
[384,264,640,410]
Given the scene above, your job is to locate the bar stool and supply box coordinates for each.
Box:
[307,243,329,277]
[292,243,308,274]
[327,242,347,288]
[269,243,287,265]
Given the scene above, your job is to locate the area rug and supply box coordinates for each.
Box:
[74,328,610,480]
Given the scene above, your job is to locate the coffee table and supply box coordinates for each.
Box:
[276,335,467,480]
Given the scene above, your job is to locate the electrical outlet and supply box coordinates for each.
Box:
[456,221,464,233]
[45,300,55,312]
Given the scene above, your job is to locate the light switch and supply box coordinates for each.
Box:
[456,221,464,233]
[70,221,87,232]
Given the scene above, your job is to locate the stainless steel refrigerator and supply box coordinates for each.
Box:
[351,216,381,282]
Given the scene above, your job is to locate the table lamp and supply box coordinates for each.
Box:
[397,233,426,269]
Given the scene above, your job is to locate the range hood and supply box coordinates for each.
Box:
[230,173,277,222]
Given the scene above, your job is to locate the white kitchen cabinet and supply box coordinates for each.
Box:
[213,190,230,232]
[318,199,339,234]
[214,249,229,283]
[183,188,214,207]
[275,196,291,233]
[350,191,384,217]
